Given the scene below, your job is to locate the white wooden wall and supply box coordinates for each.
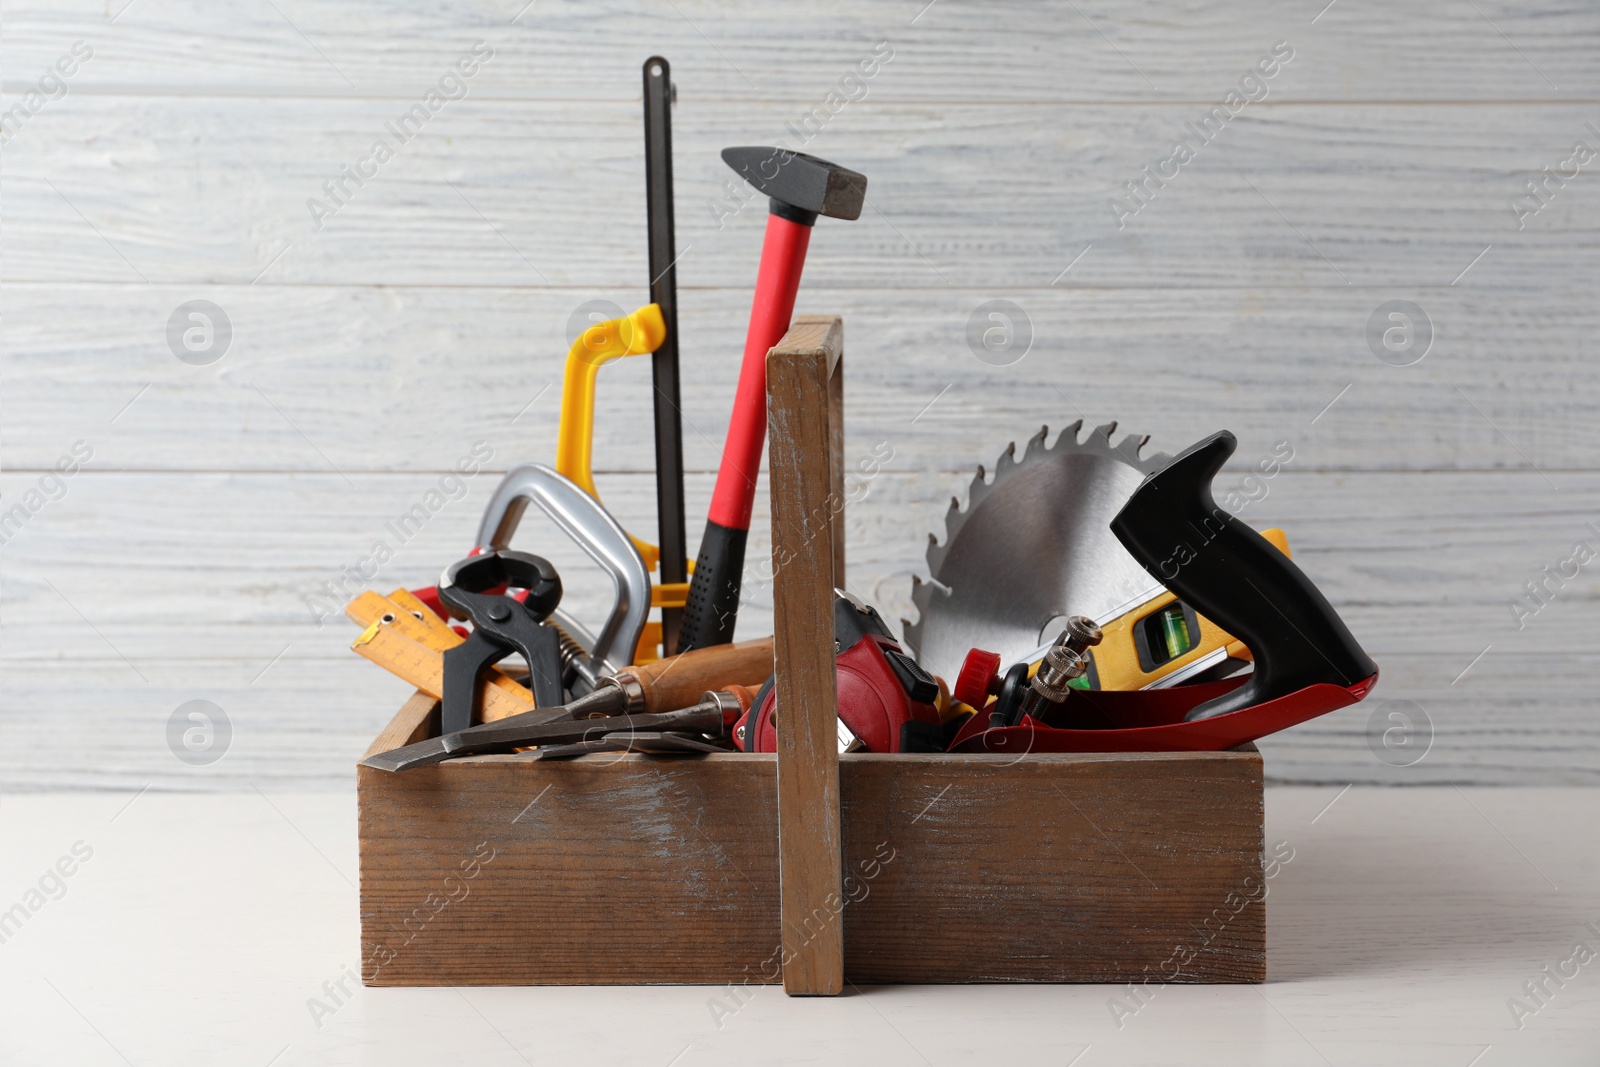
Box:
[3,0,1596,789]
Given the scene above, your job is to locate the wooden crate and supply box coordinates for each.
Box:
[357,316,1266,990]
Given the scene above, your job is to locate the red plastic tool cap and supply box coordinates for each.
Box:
[954,648,1003,709]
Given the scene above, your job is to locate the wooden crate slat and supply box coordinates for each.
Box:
[358,693,783,987]
[839,750,1265,983]
[766,315,847,995]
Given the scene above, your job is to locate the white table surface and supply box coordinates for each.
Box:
[2,786,1596,1066]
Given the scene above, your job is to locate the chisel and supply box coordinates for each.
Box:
[365,691,751,771]
[361,636,774,771]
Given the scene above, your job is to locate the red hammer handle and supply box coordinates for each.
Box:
[677,147,865,655]
[676,212,812,654]
[710,212,812,530]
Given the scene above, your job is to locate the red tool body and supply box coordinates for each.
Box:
[949,673,1377,753]
[735,593,942,753]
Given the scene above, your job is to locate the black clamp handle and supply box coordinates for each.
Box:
[437,550,566,733]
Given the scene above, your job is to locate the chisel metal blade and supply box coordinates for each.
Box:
[360,702,726,772]
[527,730,726,760]
[359,706,580,772]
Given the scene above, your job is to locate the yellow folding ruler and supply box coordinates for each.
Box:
[346,589,535,721]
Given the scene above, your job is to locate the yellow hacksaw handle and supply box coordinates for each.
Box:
[555,303,667,569]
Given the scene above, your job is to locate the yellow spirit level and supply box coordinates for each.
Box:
[1084,527,1291,690]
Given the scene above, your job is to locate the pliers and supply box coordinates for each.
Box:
[437,549,566,733]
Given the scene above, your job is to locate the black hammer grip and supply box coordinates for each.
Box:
[675,519,747,653]
[1109,431,1377,721]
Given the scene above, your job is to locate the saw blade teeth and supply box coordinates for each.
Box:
[966,466,990,511]
[925,529,948,575]
[1023,425,1049,462]
[1115,432,1152,465]
[1141,449,1173,473]
[1050,419,1086,452]
[939,482,977,557]
[905,573,938,652]
[990,442,1019,491]
[914,417,1175,670]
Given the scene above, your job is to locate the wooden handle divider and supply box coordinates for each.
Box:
[766,315,847,996]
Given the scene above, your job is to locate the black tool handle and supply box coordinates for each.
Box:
[675,519,746,652]
[643,56,688,652]
[1109,431,1377,721]
[440,631,500,735]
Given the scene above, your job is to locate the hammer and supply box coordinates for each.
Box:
[676,147,867,653]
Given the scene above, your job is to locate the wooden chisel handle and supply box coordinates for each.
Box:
[616,637,773,713]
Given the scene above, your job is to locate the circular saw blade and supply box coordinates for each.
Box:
[904,421,1170,684]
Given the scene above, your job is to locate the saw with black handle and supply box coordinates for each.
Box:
[948,430,1379,753]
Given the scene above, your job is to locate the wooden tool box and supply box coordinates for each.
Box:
[357,316,1266,991]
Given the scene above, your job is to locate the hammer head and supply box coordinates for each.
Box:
[721,146,867,222]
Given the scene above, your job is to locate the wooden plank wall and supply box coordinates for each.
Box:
[2,1,1596,788]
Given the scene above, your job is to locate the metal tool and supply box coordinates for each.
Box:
[363,688,750,772]
[974,618,1102,730]
[946,431,1379,753]
[735,592,943,754]
[1081,527,1291,690]
[643,55,689,654]
[435,550,565,733]
[1109,430,1378,721]
[676,147,868,654]
[472,463,652,687]
[529,730,729,760]
[1007,615,1100,726]
[950,529,1294,711]
[904,421,1169,685]
[362,638,774,771]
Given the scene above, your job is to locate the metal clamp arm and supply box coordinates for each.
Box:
[474,463,651,685]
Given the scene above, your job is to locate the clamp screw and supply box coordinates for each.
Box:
[1031,615,1102,704]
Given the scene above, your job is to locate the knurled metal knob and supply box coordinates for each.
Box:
[1031,615,1103,703]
